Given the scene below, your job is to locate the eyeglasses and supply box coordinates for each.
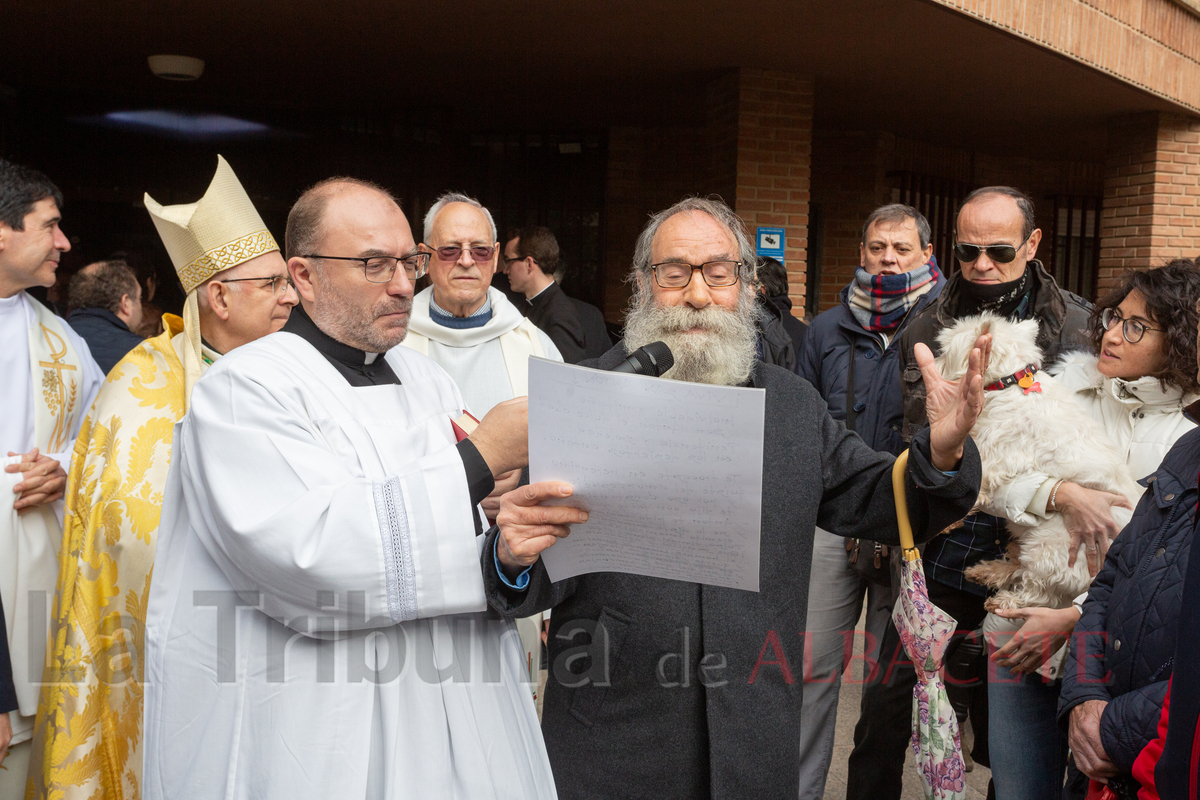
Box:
[218,275,293,295]
[953,234,1032,265]
[503,256,526,267]
[301,253,430,283]
[1101,307,1165,344]
[651,260,742,289]
[432,245,497,263]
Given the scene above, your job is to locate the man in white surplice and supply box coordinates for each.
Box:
[402,191,561,684]
[143,177,557,799]
[0,160,103,793]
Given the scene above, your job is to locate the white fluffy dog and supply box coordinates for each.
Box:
[934,313,1141,611]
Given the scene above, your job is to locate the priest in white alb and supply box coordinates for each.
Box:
[143,177,557,799]
[402,191,560,685]
[26,155,296,800]
[0,159,104,798]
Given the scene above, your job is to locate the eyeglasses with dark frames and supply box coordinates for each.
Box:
[953,233,1033,265]
[217,275,294,295]
[1101,307,1165,344]
[650,260,742,289]
[431,245,497,263]
[300,253,430,283]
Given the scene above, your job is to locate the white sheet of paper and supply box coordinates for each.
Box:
[528,357,765,591]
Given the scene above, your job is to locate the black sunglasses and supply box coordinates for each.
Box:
[953,233,1032,265]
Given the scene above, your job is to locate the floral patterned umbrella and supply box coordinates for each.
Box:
[891,450,967,800]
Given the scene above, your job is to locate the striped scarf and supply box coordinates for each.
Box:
[847,258,940,332]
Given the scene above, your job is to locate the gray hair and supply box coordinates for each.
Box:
[631,196,757,285]
[423,191,497,243]
[958,186,1037,241]
[862,204,931,249]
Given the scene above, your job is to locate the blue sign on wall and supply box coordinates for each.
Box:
[756,227,786,261]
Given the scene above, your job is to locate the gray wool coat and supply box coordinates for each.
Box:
[481,345,982,800]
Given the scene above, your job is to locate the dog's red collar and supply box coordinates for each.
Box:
[984,364,1041,393]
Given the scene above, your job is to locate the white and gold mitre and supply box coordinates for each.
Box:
[143,155,279,293]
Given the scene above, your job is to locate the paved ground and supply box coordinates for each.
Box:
[818,604,993,800]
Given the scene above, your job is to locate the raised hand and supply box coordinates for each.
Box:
[916,332,992,471]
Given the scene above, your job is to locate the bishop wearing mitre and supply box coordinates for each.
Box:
[25,156,296,800]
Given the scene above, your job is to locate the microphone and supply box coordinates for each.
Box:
[608,341,674,377]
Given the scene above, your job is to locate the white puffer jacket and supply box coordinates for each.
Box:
[982,350,1198,526]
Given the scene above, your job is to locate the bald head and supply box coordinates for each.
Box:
[286,177,400,260]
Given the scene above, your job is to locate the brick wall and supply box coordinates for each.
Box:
[601,69,813,322]
[601,125,713,320]
[810,130,886,312]
[1099,112,1200,291]
[926,0,1200,114]
[716,69,814,315]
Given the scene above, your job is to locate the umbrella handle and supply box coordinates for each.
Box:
[891,449,920,562]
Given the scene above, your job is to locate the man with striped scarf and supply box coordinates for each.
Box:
[795,203,943,798]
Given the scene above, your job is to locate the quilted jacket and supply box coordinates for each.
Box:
[797,271,944,454]
[1058,426,1200,773]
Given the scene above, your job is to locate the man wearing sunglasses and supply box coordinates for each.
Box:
[402,193,563,694]
[847,186,1094,800]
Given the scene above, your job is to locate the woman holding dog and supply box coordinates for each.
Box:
[980,260,1200,799]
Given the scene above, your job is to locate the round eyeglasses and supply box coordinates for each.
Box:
[301,253,430,283]
[651,261,742,289]
[1101,307,1165,344]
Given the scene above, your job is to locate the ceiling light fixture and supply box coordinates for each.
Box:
[148,55,205,81]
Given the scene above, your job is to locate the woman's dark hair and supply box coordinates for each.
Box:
[1088,259,1200,393]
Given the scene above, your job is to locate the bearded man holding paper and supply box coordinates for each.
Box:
[143,177,556,799]
[482,196,988,800]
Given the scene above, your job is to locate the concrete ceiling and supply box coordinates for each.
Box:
[0,0,1184,161]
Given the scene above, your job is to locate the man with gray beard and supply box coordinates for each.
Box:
[480,196,989,799]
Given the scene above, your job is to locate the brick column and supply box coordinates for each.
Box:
[1099,112,1200,292]
[709,69,814,315]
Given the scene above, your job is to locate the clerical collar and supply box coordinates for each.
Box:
[527,282,555,303]
[430,293,492,330]
[282,302,401,386]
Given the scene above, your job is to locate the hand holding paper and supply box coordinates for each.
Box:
[496,481,588,575]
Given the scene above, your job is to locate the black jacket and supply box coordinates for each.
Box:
[527,282,588,363]
[66,307,144,375]
[569,296,613,360]
[482,343,982,799]
[767,295,808,356]
[755,294,799,374]
[799,276,944,454]
[0,594,16,714]
[1058,428,1199,775]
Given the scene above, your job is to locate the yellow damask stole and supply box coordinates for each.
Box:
[26,315,190,800]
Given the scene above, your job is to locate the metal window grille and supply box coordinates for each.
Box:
[889,172,971,276]
[1048,195,1102,300]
